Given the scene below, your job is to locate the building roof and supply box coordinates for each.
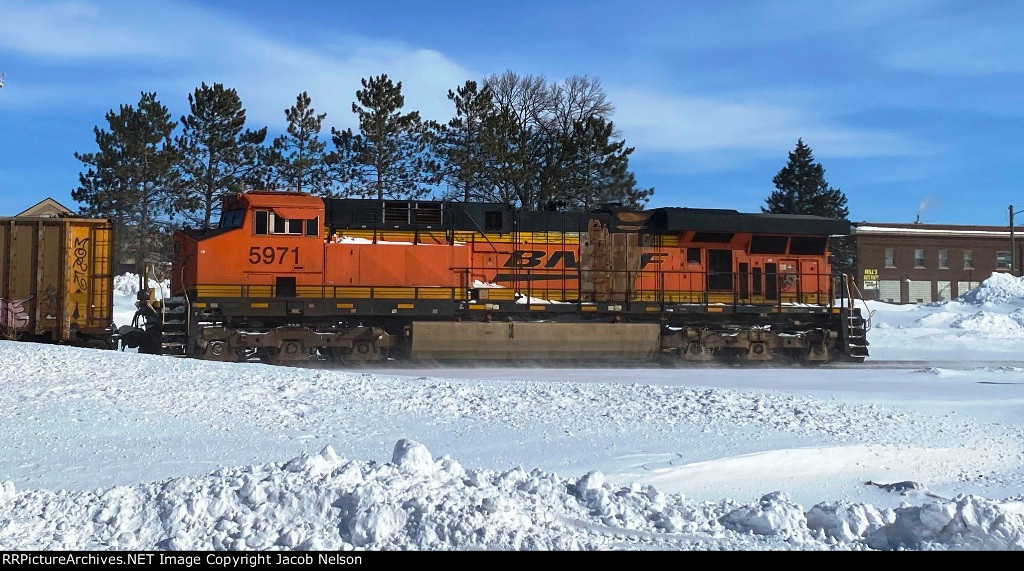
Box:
[16,197,73,217]
[854,222,1015,239]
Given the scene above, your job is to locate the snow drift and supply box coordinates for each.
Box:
[958,273,1024,305]
[2,441,1022,551]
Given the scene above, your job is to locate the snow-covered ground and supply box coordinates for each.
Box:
[866,272,1024,361]
[3,275,1024,550]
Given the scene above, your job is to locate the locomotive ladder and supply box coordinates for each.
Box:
[844,307,870,360]
[159,296,189,356]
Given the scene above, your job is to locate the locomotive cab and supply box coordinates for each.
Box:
[171,192,326,300]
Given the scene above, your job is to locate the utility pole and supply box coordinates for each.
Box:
[1012,205,1018,277]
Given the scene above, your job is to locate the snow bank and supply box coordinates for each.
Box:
[949,312,1024,338]
[867,275,1024,357]
[3,441,1022,550]
[113,273,169,299]
[958,273,1024,305]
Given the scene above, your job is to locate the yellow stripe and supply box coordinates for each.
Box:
[581,305,597,312]
[373,287,417,298]
[250,302,269,309]
[414,289,454,299]
[194,302,207,308]
[335,287,372,298]
[529,305,546,311]
[469,304,485,310]
[707,307,723,312]
[336,303,354,309]
[645,306,660,312]
[397,303,415,309]
[481,289,516,300]
[196,285,243,297]
[334,229,589,244]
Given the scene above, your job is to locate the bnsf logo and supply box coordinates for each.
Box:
[503,250,667,269]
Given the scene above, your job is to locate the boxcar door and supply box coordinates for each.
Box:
[707,250,733,291]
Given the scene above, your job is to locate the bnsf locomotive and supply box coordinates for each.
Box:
[130,191,868,364]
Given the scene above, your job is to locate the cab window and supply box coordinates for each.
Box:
[218,210,245,229]
[254,210,317,236]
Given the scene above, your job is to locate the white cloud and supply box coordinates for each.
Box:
[885,30,1024,75]
[870,5,1024,75]
[0,0,924,166]
[0,1,181,59]
[608,87,921,159]
[0,0,475,130]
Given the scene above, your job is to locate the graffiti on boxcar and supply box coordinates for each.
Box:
[0,295,33,329]
[73,236,89,293]
[42,285,59,319]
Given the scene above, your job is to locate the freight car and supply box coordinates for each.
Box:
[0,215,115,347]
[131,191,868,365]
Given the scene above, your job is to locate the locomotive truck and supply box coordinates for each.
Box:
[129,191,868,364]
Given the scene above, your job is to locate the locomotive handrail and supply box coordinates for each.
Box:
[452,266,838,309]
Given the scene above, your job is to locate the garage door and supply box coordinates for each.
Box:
[908,280,932,303]
[936,281,951,301]
[878,280,901,303]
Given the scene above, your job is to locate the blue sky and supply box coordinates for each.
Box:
[1,0,1021,224]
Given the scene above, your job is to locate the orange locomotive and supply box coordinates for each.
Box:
[137,191,867,364]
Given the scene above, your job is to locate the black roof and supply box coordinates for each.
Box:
[647,208,851,236]
[323,198,850,237]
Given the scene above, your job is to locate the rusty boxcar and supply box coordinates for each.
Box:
[0,216,114,346]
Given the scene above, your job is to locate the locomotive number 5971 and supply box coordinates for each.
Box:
[248,246,299,265]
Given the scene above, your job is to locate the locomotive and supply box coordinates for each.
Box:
[131,191,868,364]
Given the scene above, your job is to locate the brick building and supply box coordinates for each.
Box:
[854,222,1023,303]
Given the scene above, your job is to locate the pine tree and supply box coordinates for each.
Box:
[557,116,652,210]
[264,92,334,195]
[333,75,432,200]
[177,82,267,228]
[763,139,849,218]
[763,138,854,275]
[431,80,496,202]
[73,92,180,271]
[478,105,532,207]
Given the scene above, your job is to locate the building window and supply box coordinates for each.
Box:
[938,249,948,269]
[964,250,974,269]
[997,251,1011,270]
[914,248,925,268]
[884,248,895,268]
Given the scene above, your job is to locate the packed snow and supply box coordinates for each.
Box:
[2,273,1024,550]
[867,273,1024,360]
[112,273,169,327]
[4,439,1023,550]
